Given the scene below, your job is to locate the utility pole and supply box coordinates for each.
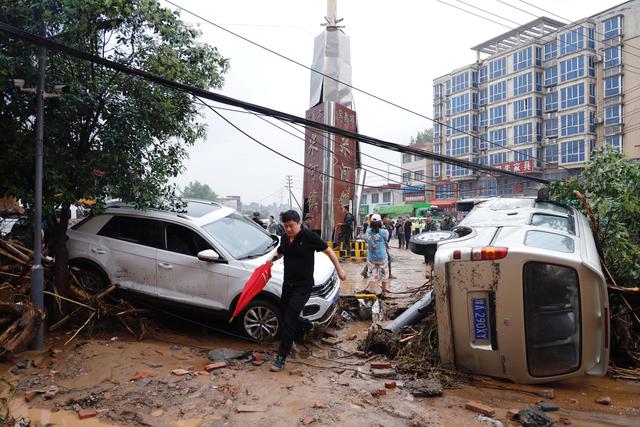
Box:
[286,175,293,210]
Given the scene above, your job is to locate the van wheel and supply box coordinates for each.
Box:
[71,266,108,295]
[239,299,281,342]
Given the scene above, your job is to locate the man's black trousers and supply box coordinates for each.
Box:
[278,282,312,359]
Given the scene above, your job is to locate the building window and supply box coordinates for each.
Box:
[479,66,487,83]
[559,27,584,56]
[447,136,470,156]
[451,71,469,93]
[489,105,506,125]
[448,164,470,177]
[545,92,558,111]
[433,104,441,118]
[514,148,533,161]
[433,162,441,178]
[560,111,585,136]
[514,122,533,144]
[536,47,542,66]
[371,193,379,204]
[489,128,507,148]
[414,170,424,182]
[589,83,596,104]
[561,139,585,163]
[604,46,621,69]
[451,115,470,134]
[382,192,391,203]
[402,172,410,184]
[545,118,558,137]
[489,57,507,80]
[433,84,442,100]
[605,134,622,152]
[489,81,506,102]
[480,89,488,106]
[513,72,532,96]
[435,184,454,199]
[536,71,543,91]
[514,97,532,119]
[560,83,584,108]
[490,152,507,165]
[588,27,596,49]
[451,93,470,114]
[545,144,559,162]
[603,16,622,40]
[434,143,441,154]
[361,194,367,204]
[560,56,585,82]
[479,111,487,127]
[605,104,622,125]
[544,65,557,86]
[544,41,557,61]
[604,75,621,97]
[513,47,532,71]
[402,153,412,163]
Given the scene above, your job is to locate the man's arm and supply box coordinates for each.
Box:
[323,248,347,281]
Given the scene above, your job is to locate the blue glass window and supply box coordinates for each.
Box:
[448,164,470,177]
[435,183,454,199]
[434,124,441,138]
[535,72,543,91]
[514,123,533,144]
[560,111,585,136]
[604,76,621,97]
[434,104,441,118]
[588,28,596,49]
[480,89,488,106]
[535,47,542,66]
[451,115,470,134]
[605,135,622,152]
[545,118,558,137]
[433,162,441,178]
[545,92,558,111]
[490,152,507,165]
[589,83,596,104]
[433,85,442,99]
[604,46,621,69]
[513,47,532,71]
[536,97,543,116]
[589,55,595,76]
[489,81,506,102]
[545,144,558,162]
[560,56,585,82]
[603,16,622,40]
[514,148,533,161]
[479,66,487,83]
[605,105,621,125]
[479,110,487,127]
[559,27,584,56]
[489,128,507,148]
[560,83,584,108]
[472,71,478,88]
[544,65,557,86]
[544,41,557,61]
[514,97,532,119]
[451,93,470,114]
[451,72,469,93]
[447,136,469,156]
[489,57,507,80]
[479,133,488,149]
[561,140,585,163]
[489,105,506,125]
[514,72,532,95]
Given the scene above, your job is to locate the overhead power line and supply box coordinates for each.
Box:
[0,21,550,185]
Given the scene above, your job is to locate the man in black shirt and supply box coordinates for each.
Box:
[270,210,346,372]
[338,205,354,249]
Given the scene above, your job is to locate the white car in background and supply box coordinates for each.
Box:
[66,200,340,341]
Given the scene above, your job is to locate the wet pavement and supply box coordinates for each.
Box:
[1,237,639,426]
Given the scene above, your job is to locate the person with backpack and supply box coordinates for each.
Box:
[365,214,389,294]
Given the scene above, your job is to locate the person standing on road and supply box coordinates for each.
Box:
[302,213,314,231]
[365,214,389,294]
[440,213,456,231]
[381,214,396,279]
[270,210,346,372]
[267,215,278,234]
[252,212,266,229]
[403,217,412,249]
[395,219,405,249]
[423,214,438,232]
[338,205,354,250]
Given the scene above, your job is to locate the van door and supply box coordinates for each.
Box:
[155,222,229,311]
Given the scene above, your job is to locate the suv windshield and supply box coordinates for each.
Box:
[202,213,276,259]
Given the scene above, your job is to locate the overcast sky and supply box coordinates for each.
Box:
[164,0,622,207]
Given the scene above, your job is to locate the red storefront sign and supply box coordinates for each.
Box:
[491,159,534,174]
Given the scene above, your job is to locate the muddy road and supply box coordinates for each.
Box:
[1,246,639,426]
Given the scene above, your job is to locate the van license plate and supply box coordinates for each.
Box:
[472,298,489,340]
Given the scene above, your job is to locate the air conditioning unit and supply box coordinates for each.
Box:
[595,117,604,124]
[541,138,550,146]
[593,54,603,63]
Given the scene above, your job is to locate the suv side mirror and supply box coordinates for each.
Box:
[197,249,223,262]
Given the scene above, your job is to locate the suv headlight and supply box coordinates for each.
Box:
[523,262,581,377]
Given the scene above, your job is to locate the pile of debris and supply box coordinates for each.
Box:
[0,238,152,361]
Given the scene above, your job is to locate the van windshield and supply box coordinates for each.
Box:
[202,213,276,259]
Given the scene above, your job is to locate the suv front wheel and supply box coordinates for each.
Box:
[239,299,281,342]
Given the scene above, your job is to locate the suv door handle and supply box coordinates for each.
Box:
[91,247,106,255]
[158,262,173,270]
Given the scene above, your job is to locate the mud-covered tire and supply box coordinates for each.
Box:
[237,299,281,342]
[71,265,108,295]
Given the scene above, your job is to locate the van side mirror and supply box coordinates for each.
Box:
[197,249,222,262]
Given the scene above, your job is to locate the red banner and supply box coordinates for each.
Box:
[491,159,535,174]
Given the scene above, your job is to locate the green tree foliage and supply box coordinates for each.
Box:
[410,128,433,144]
[182,180,218,201]
[549,148,640,286]
[0,0,229,293]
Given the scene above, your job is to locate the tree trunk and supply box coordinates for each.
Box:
[53,202,71,300]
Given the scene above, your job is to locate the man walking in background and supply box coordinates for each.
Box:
[339,205,354,250]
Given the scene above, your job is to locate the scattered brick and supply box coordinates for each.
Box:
[559,417,572,425]
[252,352,263,362]
[129,371,151,382]
[78,409,97,420]
[384,381,397,389]
[464,400,496,417]
[370,368,396,379]
[302,416,317,425]
[535,389,555,399]
[370,361,392,369]
[205,362,227,372]
[236,404,268,413]
[506,408,520,420]
[312,402,328,409]
[595,396,611,405]
[171,369,190,376]
[24,391,37,402]
[252,360,264,366]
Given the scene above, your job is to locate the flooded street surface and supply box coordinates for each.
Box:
[1,242,639,426]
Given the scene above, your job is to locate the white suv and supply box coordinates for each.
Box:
[66,200,340,341]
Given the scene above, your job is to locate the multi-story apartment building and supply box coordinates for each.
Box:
[399,142,434,203]
[431,0,640,205]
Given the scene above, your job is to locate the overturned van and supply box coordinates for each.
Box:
[431,197,609,384]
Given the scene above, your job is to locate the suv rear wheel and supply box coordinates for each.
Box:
[71,265,108,295]
[239,299,281,342]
